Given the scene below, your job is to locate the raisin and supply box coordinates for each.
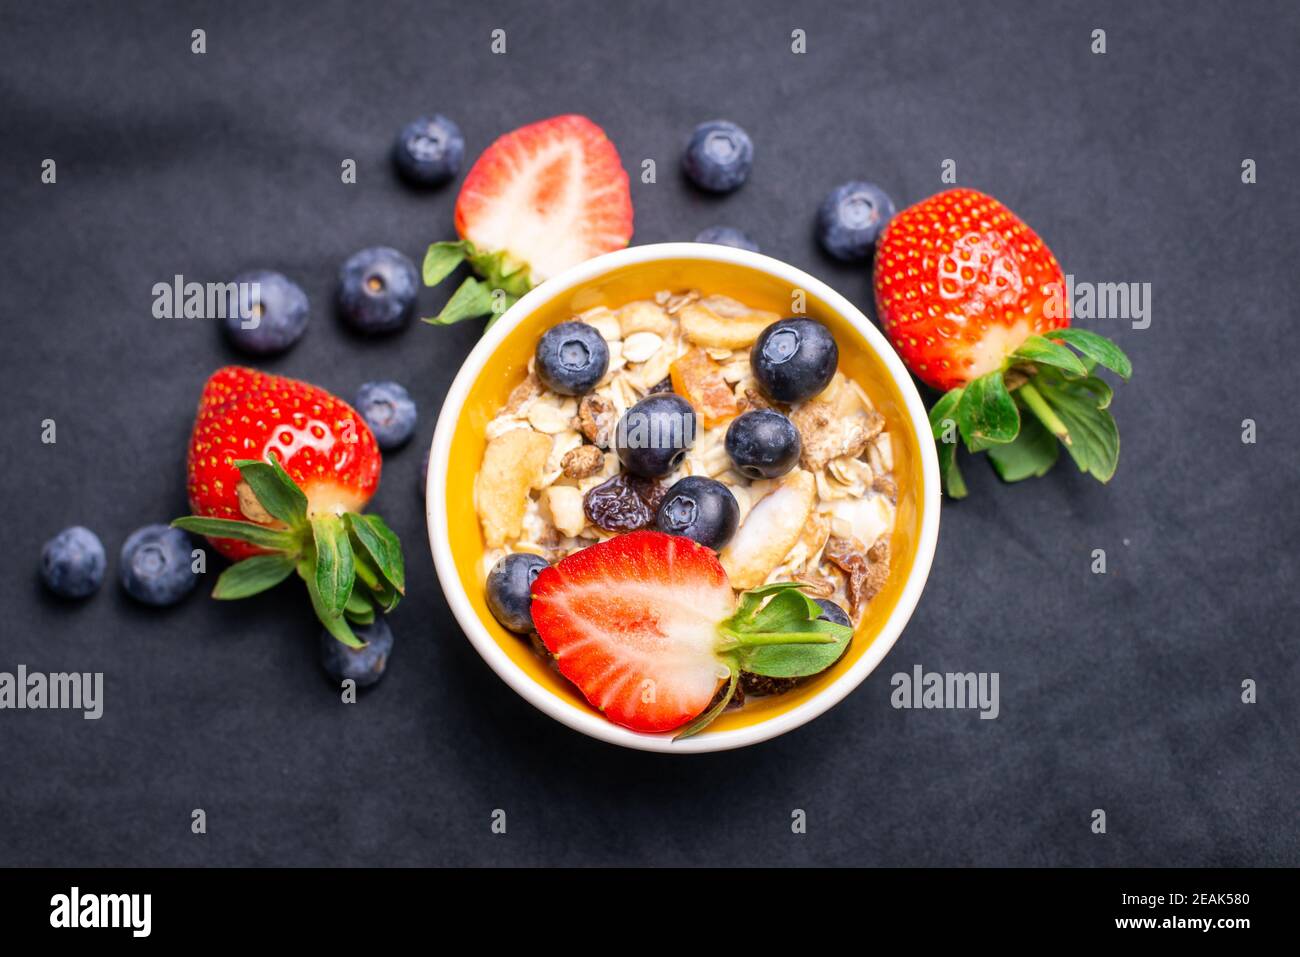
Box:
[647,376,674,394]
[626,474,667,512]
[583,475,656,532]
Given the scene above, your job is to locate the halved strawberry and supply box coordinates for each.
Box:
[175,367,404,649]
[530,531,853,737]
[873,189,1133,497]
[421,115,633,327]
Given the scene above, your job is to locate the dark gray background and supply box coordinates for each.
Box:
[2,0,1296,867]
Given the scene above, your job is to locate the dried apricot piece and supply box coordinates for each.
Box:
[670,348,739,428]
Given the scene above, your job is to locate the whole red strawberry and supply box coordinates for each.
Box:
[873,189,1132,497]
[421,114,634,326]
[175,367,404,648]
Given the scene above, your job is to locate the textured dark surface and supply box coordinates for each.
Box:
[1,0,1297,867]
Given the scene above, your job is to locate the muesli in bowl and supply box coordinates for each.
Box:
[428,244,938,751]
[474,287,903,734]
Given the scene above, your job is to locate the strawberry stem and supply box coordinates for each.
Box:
[1017,381,1071,446]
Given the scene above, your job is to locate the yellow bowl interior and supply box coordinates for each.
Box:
[444,257,927,735]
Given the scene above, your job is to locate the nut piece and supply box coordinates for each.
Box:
[617,300,673,337]
[502,373,542,416]
[791,398,885,471]
[678,301,780,349]
[824,534,891,618]
[578,394,617,448]
[719,469,816,589]
[542,485,587,538]
[475,429,553,548]
[561,444,605,479]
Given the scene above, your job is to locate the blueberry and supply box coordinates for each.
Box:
[751,318,839,403]
[40,526,106,599]
[682,120,753,193]
[393,114,465,187]
[120,525,198,606]
[694,226,759,253]
[221,270,309,355]
[486,553,549,634]
[814,598,851,628]
[535,321,609,396]
[355,380,417,450]
[655,477,739,550]
[338,246,419,335]
[417,447,430,499]
[725,410,802,480]
[614,393,698,479]
[817,181,895,261]
[320,617,394,688]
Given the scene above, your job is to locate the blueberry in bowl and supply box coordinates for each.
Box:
[614,393,698,478]
[817,181,895,261]
[355,380,417,450]
[40,526,106,599]
[751,317,839,403]
[682,120,753,193]
[486,553,549,634]
[535,321,609,395]
[393,114,465,187]
[338,246,419,335]
[725,409,802,479]
[221,270,309,355]
[655,476,739,550]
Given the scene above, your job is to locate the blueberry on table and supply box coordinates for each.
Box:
[694,225,759,252]
[817,181,895,261]
[221,270,309,355]
[355,380,417,450]
[814,598,851,628]
[40,526,106,599]
[320,617,394,688]
[119,525,198,606]
[725,409,802,479]
[417,447,430,499]
[682,120,753,193]
[337,246,419,335]
[655,476,739,550]
[486,553,549,634]
[535,321,609,396]
[614,393,698,478]
[751,318,839,403]
[393,114,465,187]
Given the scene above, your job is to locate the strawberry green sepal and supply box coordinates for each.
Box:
[929,328,1133,497]
[674,582,854,741]
[420,239,532,329]
[171,457,405,650]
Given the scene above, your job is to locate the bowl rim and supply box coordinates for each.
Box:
[427,242,940,753]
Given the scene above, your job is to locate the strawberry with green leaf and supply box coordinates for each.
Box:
[173,367,405,648]
[873,188,1133,497]
[530,530,852,739]
[421,114,634,327]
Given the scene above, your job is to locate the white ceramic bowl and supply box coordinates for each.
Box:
[428,243,940,752]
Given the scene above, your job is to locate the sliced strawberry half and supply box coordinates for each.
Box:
[456,114,633,283]
[530,531,853,737]
[421,115,634,327]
